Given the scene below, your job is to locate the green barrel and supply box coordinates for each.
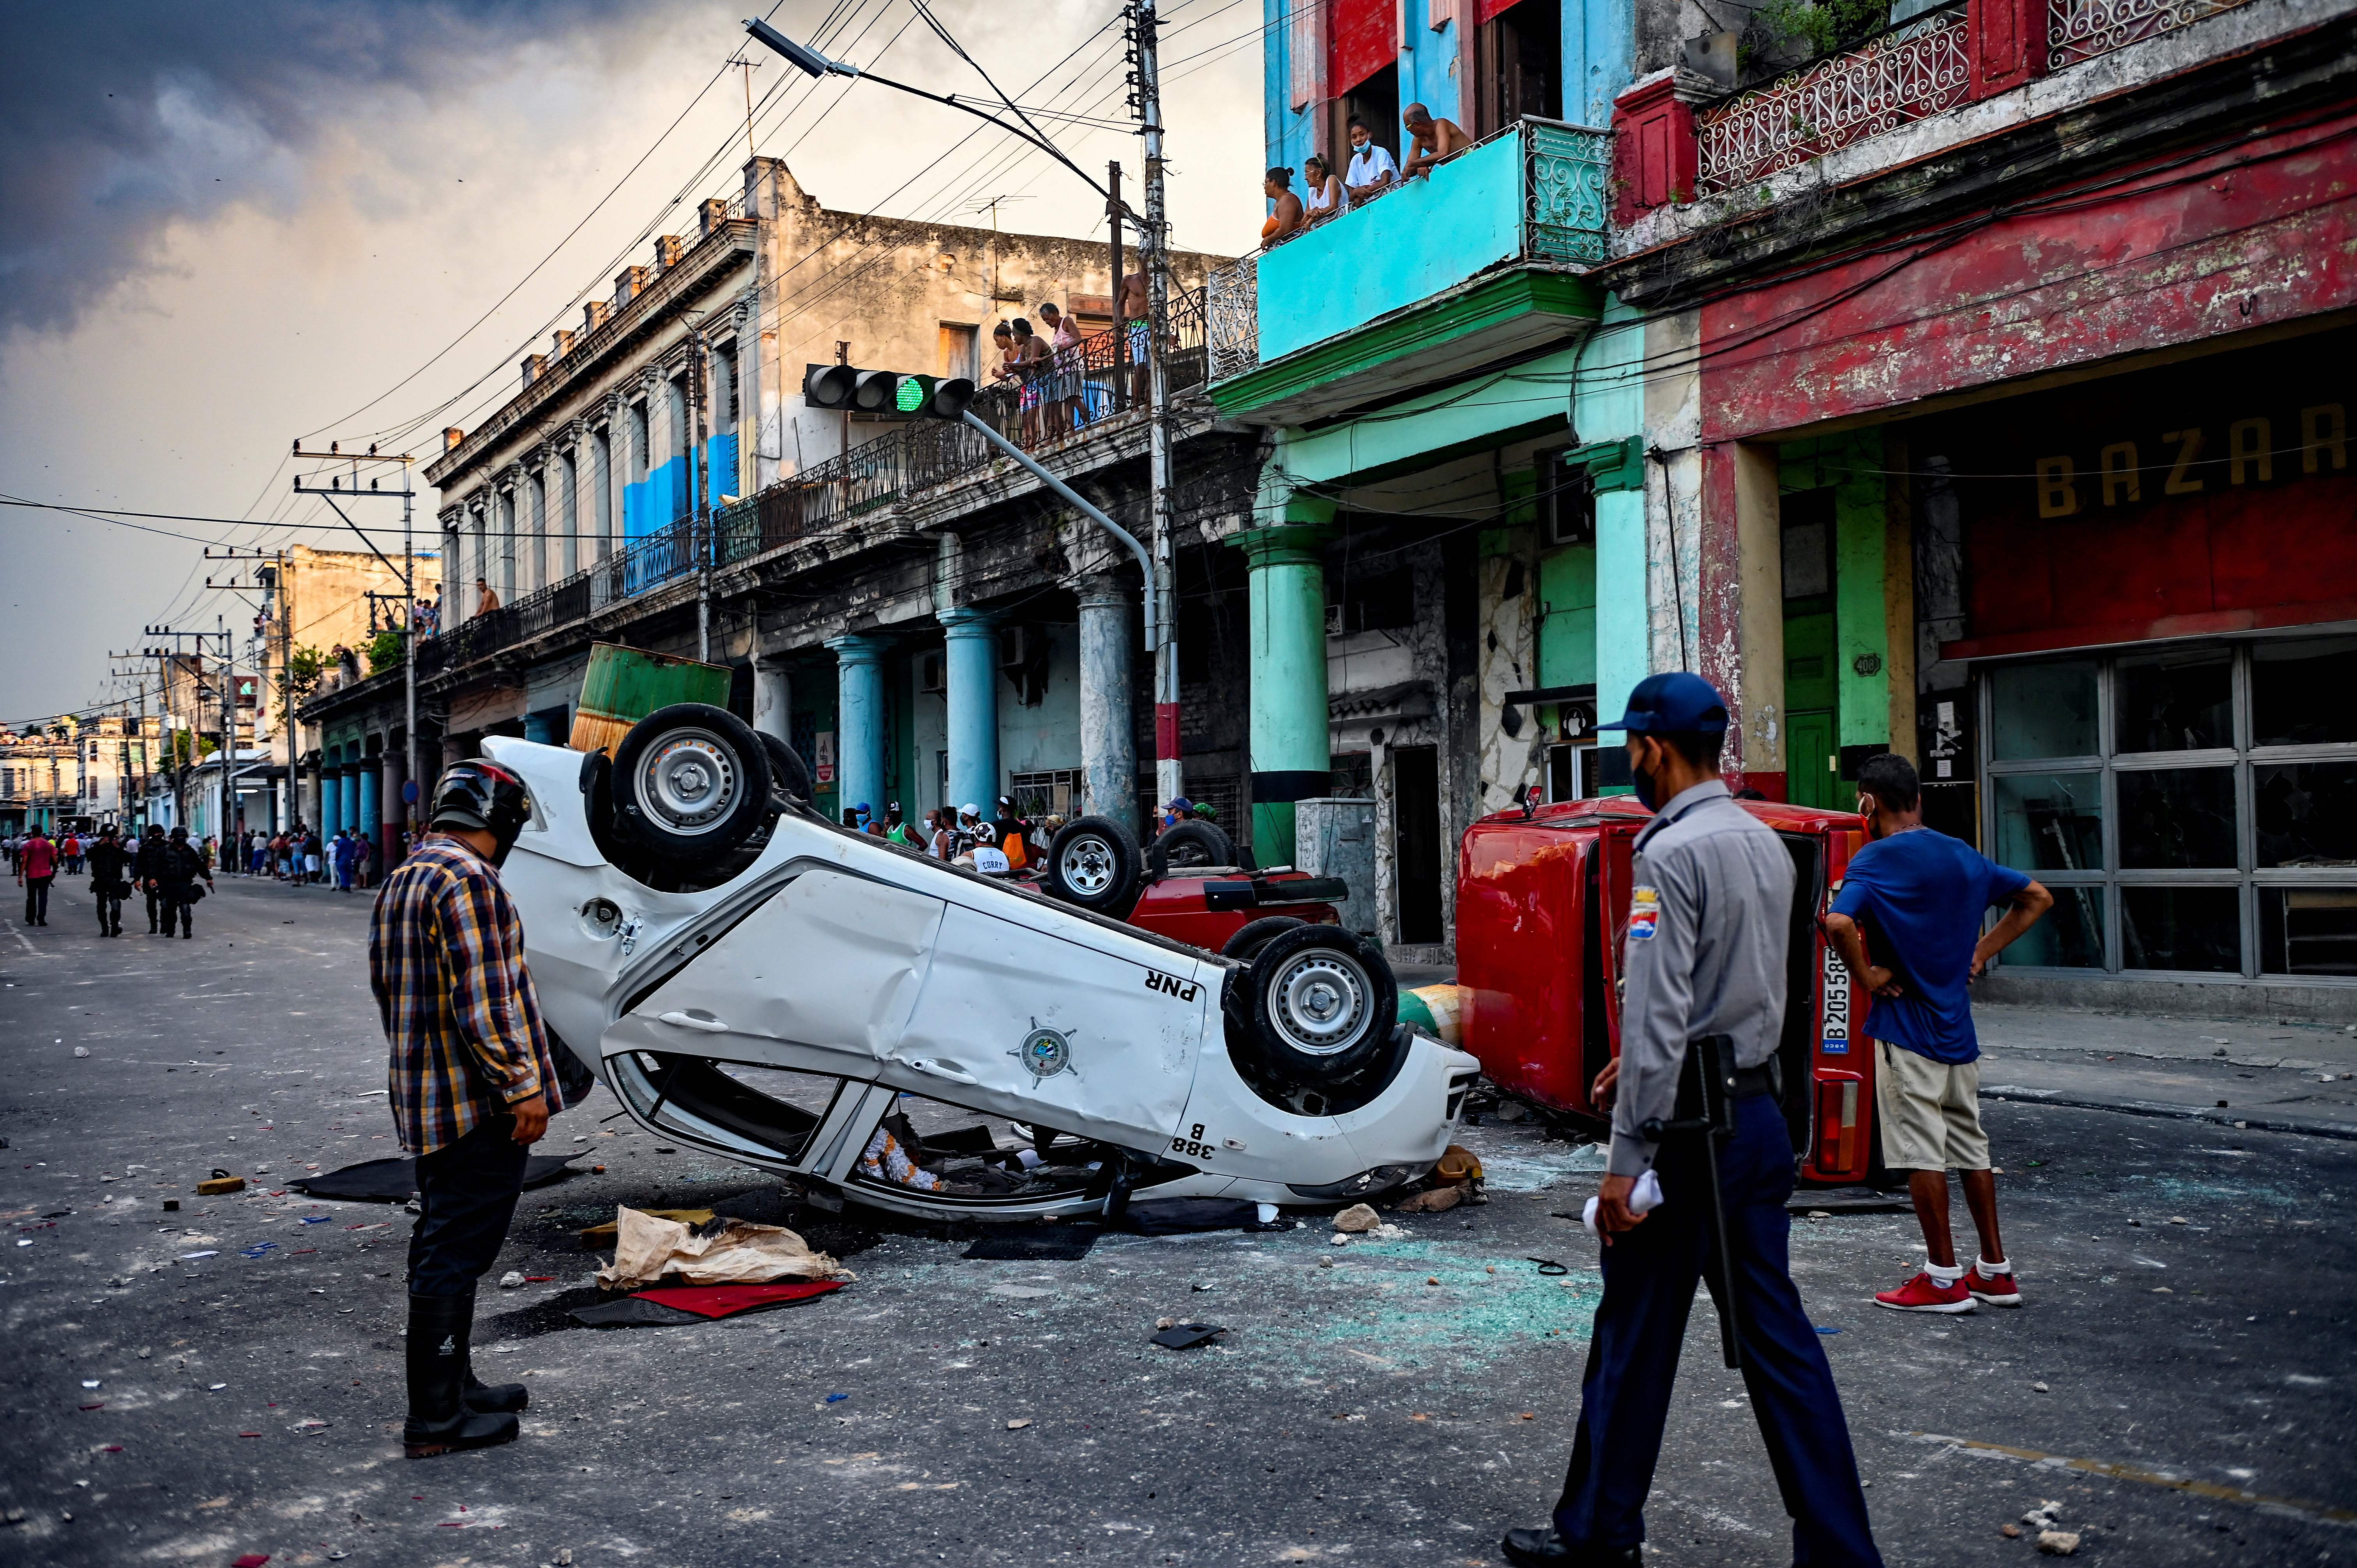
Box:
[568,643,732,755]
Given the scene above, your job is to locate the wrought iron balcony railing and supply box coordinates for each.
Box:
[2047,0,2254,67]
[1696,2,1972,194]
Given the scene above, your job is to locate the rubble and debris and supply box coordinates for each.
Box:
[1394,1186,1461,1214]
[1333,1204,1381,1233]
[2024,1501,2062,1529]
[579,1209,712,1250]
[498,1271,527,1289]
[595,1206,850,1291]
[196,1172,245,1197]
[1007,1418,1032,1429]
[2037,1531,2081,1555]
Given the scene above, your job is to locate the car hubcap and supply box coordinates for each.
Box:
[637,730,737,832]
[1059,833,1117,896]
[1267,950,1369,1056]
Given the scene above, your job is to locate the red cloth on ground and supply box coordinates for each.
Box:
[629,1280,843,1319]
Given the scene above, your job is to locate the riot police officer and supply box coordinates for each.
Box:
[1502,673,1883,1568]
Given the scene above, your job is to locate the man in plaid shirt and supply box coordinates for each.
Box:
[370,759,564,1458]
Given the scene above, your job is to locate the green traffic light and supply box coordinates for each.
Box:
[896,376,926,414]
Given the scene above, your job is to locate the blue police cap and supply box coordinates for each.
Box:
[1596,672,1731,735]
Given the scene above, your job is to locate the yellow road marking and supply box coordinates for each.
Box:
[1909,1431,2357,1524]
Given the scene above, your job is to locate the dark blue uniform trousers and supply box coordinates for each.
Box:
[1553,1093,1884,1567]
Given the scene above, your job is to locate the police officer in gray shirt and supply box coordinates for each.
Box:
[1504,672,1884,1568]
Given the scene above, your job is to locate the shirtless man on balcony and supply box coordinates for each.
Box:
[1402,103,1471,178]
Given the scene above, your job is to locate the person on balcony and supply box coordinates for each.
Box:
[1343,116,1399,205]
[1007,317,1051,443]
[1119,272,1151,406]
[1303,153,1345,221]
[1261,167,1305,244]
[1402,103,1471,178]
[475,577,500,616]
[1037,302,1085,433]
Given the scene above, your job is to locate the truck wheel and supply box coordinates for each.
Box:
[612,703,772,862]
[1234,924,1396,1086]
[1041,815,1141,915]
[758,732,815,804]
[1148,819,1235,878]
[1221,915,1305,962]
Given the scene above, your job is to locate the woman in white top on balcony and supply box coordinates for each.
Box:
[1302,153,1344,222]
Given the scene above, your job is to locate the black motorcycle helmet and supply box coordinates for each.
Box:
[429,759,534,867]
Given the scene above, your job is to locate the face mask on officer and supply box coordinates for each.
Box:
[1629,738,1668,811]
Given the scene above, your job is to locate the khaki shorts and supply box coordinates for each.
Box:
[1875,1040,1991,1172]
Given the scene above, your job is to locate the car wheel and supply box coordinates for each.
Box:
[1041,814,1141,915]
[1235,924,1396,1086]
[758,732,815,804]
[1148,819,1235,879]
[611,703,773,862]
[1221,915,1306,962]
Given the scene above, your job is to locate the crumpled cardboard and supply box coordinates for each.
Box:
[595,1205,853,1291]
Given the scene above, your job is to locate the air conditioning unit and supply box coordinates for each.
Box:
[919,652,946,694]
[998,624,1035,671]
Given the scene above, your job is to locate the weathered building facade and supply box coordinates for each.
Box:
[313,157,1245,867]
[1212,0,2355,992]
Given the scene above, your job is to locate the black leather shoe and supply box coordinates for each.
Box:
[1500,1526,1641,1566]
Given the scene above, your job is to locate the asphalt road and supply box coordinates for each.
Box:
[2,876,2353,1567]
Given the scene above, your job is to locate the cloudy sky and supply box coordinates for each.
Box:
[0,0,1265,729]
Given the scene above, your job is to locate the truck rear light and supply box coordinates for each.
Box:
[1815,1078,1860,1176]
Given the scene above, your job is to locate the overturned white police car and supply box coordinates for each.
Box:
[482,705,1476,1223]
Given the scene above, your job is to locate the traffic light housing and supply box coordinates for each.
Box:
[802,364,976,422]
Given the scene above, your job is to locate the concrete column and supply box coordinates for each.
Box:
[339,766,360,846]
[938,609,1002,816]
[752,656,793,745]
[299,760,321,836]
[1730,441,1787,798]
[1594,484,1648,795]
[825,634,889,822]
[380,751,405,867]
[1234,514,1334,869]
[321,758,342,839]
[1071,576,1136,832]
[358,758,382,871]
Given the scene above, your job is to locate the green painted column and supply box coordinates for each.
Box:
[1233,496,1335,869]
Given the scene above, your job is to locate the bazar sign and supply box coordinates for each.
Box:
[2033,401,2346,519]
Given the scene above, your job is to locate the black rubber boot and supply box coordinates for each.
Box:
[464,1360,529,1415]
[403,1293,519,1458]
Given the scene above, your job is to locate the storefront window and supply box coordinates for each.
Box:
[1984,634,2357,984]
[1992,772,2102,872]
[2120,887,2242,972]
[2254,761,2357,867]
[2260,885,2357,976]
[1991,660,2098,760]
[2253,637,2357,747]
[2114,649,2232,753]
[2007,885,2106,969]
[2117,768,2237,869]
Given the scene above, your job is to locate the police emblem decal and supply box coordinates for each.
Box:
[1012,1023,1074,1080]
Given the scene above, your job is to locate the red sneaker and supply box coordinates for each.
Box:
[1967,1261,2023,1307]
[1875,1270,1975,1313]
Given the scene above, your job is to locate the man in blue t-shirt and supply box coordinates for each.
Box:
[1823,754,2053,1315]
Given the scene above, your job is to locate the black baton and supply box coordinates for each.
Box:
[1641,1035,1744,1370]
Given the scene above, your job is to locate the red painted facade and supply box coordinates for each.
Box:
[1694,110,2357,443]
[1328,0,1396,97]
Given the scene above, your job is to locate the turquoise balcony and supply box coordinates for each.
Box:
[1207,118,1610,426]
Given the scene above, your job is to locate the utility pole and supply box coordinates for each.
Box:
[1108,161,1125,412]
[204,545,291,832]
[144,624,230,839]
[292,443,420,861]
[106,655,150,830]
[1129,0,1182,809]
[691,330,713,662]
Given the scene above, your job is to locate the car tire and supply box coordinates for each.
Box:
[757,732,815,804]
[1233,923,1396,1086]
[1041,814,1141,915]
[611,703,773,863]
[1148,819,1235,879]
[1221,915,1306,962]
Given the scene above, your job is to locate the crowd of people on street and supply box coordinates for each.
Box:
[4,816,423,939]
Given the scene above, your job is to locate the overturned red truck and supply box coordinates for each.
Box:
[1456,796,1879,1186]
